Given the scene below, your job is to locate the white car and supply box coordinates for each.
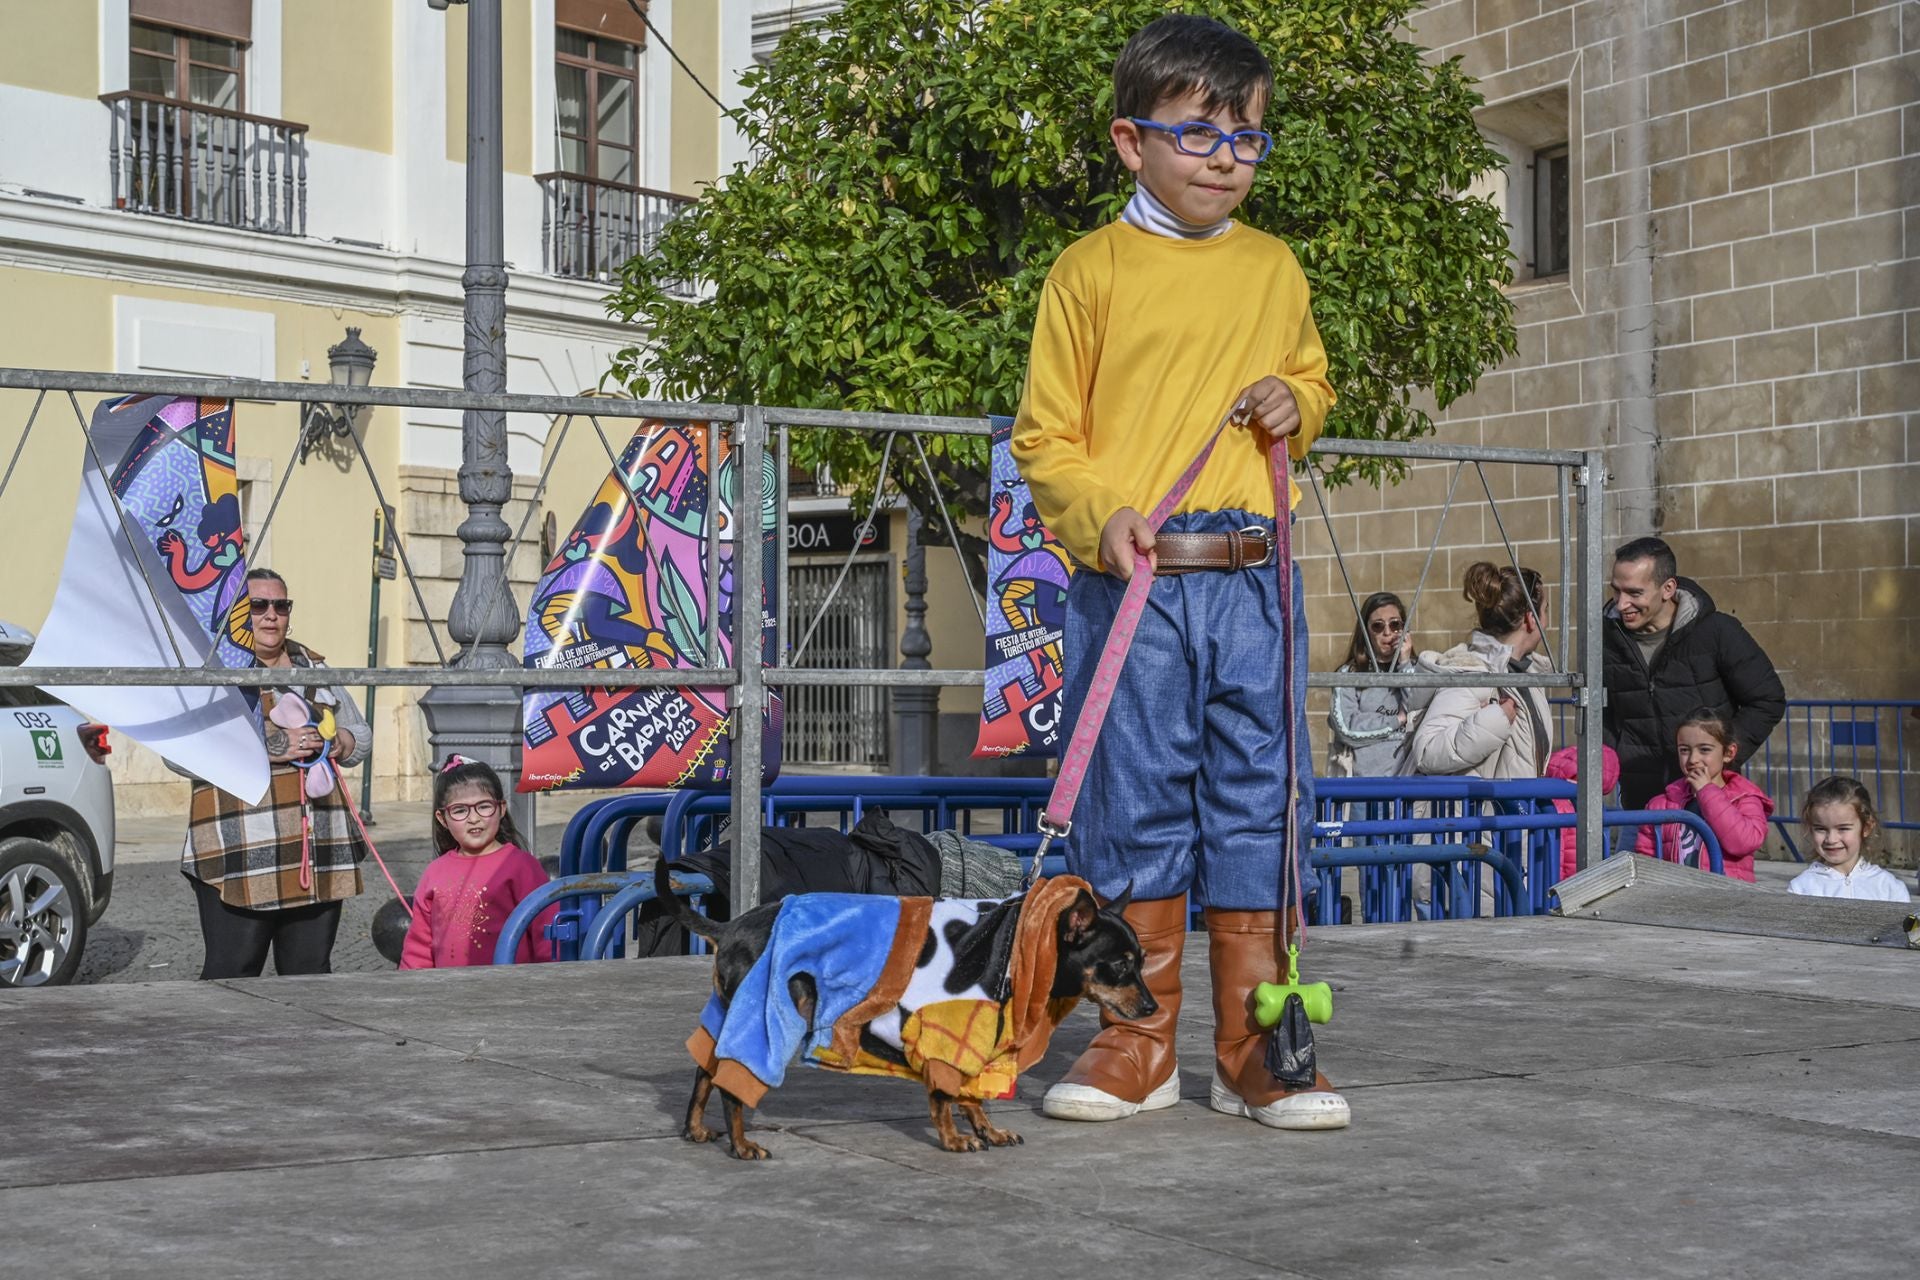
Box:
[0,621,115,987]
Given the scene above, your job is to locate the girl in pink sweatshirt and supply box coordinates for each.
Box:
[1633,709,1774,882]
[400,756,557,968]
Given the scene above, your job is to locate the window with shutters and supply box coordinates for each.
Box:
[105,3,309,236]
[555,28,640,185]
[1469,85,1577,288]
[129,20,245,111]
[539,4,691,286]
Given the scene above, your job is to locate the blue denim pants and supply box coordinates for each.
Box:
[1059,509,1312,910]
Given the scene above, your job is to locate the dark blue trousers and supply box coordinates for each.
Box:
[1059,509,1312,910]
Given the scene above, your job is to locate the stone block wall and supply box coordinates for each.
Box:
[1301,0,1918,859]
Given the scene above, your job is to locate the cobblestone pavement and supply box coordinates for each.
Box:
[78,794,616,983]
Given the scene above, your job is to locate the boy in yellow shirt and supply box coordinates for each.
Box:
[1012,14,1347,1131]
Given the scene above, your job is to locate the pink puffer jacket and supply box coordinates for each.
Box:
[1632,771,1774,883]
[1546,746,1620,882]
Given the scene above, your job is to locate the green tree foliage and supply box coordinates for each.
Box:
[607,0,1514,571]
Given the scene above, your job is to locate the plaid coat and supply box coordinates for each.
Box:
[180,645,370,911]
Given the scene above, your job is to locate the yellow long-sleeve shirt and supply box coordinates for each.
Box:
[1011,220,1335,571]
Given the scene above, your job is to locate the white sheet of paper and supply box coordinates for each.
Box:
[24,397,269,804]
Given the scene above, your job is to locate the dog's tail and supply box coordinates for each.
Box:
[653,856,722,942]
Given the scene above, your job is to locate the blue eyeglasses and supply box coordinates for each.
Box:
[1128,118,1272,165]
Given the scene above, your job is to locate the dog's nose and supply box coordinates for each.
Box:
[1135,994,1159,1017]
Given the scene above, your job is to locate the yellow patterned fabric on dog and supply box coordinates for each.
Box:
[820,875,1093,1099]
[839,998,1019,1099]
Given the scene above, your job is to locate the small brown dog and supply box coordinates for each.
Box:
[655,858,1156,1158]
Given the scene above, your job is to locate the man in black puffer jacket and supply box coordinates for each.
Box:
[1604,537,1786,809]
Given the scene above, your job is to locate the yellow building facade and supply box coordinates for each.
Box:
[0,0,997,816]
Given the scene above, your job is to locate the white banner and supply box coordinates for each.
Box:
[25,395,268,804]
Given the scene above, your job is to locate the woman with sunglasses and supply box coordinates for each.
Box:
[1326,591,1424,777]
[179,568,372,979]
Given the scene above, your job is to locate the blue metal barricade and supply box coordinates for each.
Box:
[1549,697,1919,860]
[501,775,1732,963]
[1755,700,1918,857]
[490,870,658,967]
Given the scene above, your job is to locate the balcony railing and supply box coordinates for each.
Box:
[101,91,307,237]
[537,172,692,289]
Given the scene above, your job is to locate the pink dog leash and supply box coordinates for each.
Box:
[272,690,408,902]
[293,782,408,901]
[1029,403,1305,952]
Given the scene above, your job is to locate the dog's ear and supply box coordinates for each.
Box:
[1061,889,1099,945]
[1101,879,1135,918]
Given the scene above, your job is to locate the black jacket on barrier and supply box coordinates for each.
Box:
[1602,577,1786,809]
[631,810,942,957]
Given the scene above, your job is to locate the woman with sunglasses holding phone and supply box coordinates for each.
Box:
[399,756,556,968]
[1326,591,1425,777]
[180,568,373,979]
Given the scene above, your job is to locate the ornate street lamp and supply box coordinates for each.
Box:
[419,0,530,830]
[298,327,378,463]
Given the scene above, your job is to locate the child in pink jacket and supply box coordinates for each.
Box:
[401,756,557,968]
[1633,709,1773,882]
[1545,744,1619,882]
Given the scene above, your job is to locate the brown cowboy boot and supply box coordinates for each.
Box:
[1041,896,1186,1121]
[1203,907,1350,1130]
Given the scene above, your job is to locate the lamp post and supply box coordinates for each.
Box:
[297,327,377,462]
[418,0,532,834]
[892,503,937,775]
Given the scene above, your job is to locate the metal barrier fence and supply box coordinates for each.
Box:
[0,368,1609,919]
[493,774,1727,964]
[1755,701,1919,854]
[1550,697,1920,855]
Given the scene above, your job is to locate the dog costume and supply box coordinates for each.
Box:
[685,875,1092,1105]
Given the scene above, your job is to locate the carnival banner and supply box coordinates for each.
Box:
[27,395,268,803]
[972,415,1072,758]
[519,420,782,791]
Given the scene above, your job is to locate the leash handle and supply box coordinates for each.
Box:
[298,806,313,892]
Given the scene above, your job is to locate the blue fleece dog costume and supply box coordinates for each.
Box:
[686,877,1092,1104]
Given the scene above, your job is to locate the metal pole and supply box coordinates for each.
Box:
[1558,464,1572,713]
[776,425,790,667]
[729,408,768,913]
[360,507,386,825]
[0,665,1582,691]
[1576,450,1607,871]
[419,0,532,835]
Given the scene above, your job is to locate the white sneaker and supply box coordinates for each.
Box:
[1041,1064,1181,1122]
[1208,1068,1351,1130]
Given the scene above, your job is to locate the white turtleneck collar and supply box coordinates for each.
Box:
[1120,183,1232,239]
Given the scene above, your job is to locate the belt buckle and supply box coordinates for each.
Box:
[1240,524,1273,569]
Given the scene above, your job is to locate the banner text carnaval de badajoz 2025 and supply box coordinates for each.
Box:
[519,420,781,792]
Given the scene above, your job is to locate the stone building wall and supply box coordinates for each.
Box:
[1298,0,1918,854]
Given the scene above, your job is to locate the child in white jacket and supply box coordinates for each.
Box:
[1405,562,1552,781]
[1788,776,1912,902]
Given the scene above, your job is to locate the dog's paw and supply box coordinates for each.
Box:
[727,1139,771,1161]
[941,1133,988,1153]
[984,1127,1023,1147]
[682,1125,718,1145]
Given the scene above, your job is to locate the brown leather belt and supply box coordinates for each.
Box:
[1152,527,1272,575]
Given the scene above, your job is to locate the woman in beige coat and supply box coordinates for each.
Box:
[1406,562,1552,781]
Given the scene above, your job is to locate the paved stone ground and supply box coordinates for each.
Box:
[82,793,623,983]
[9,917,1918,1277]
